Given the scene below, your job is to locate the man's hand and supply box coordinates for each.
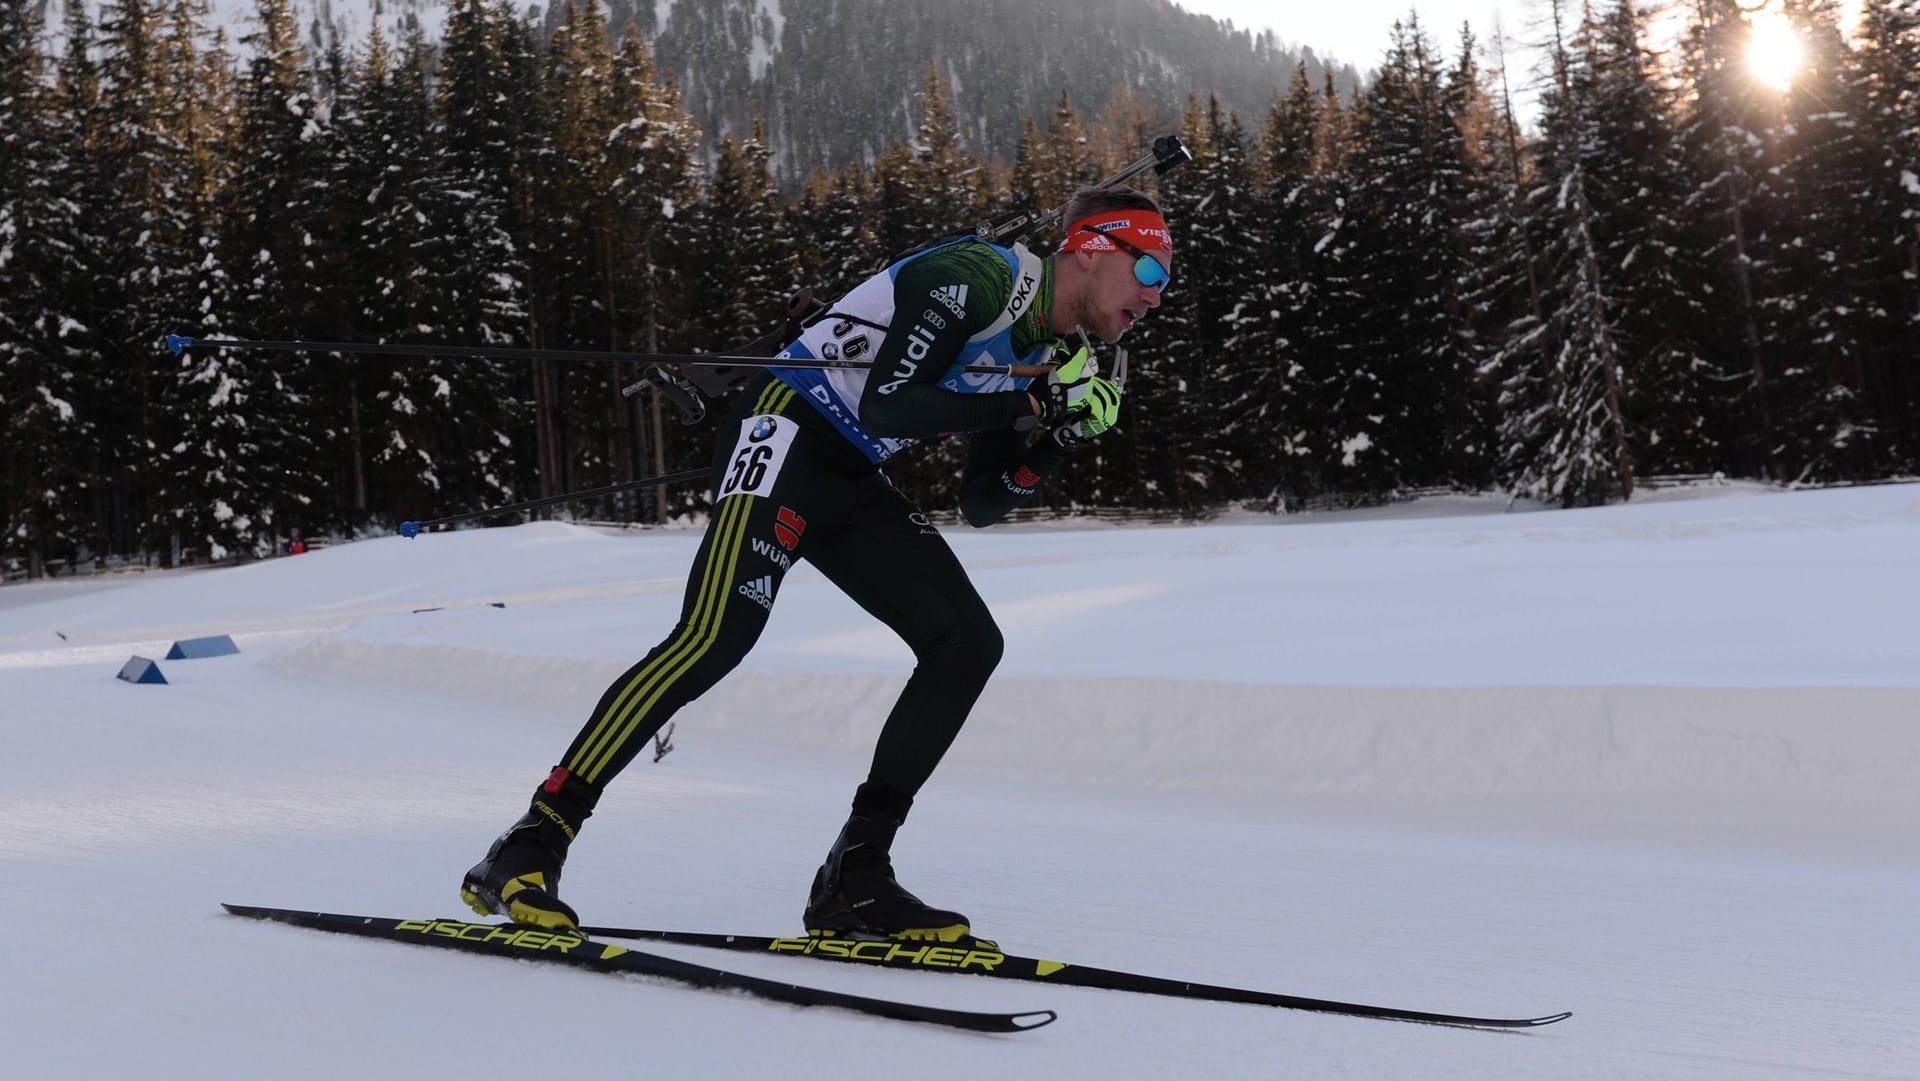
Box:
[1052,374,1123,447]
[1028,345,1097,426]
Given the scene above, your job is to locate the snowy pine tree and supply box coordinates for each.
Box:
[1436,26,1503,488]
[1327,18,1479,495]
[1459,27,1547,497]
[881,69,994,507]
[1238,63,1329,508]
[0,0,93,574]
[171,0,330,560]
[1032,89,1104,231]
[337,18,477,523]
[1184,98,1261,502]
[1292,73,1383,504]
[1842,0,1920,466]
[91,0,185,559]
[1675,0,1779,477]
[1495,0,1634,507]
[791,164,874,303]
[691,126,794,350]
[1581,0,1727,476]
[1103,95,1218,514]
[141,0,239,558]
[601,27,706,519]
[907,64,991,243]
[1007,116,1047,227]
[525,0,629,504]
[46,2,127,559]
[398,0,530,516]
[1753,0,1890,479]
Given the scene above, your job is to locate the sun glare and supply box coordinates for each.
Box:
[1747,10,1804,92]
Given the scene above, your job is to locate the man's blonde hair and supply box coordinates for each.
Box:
[1060,187,1164,231]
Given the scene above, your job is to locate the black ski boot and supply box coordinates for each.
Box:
[461,767,597,930]
[803,784,970,942]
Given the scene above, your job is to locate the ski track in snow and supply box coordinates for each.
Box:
[3,484,1918,1079]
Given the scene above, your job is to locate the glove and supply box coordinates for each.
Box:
[1030,345,1097,426]
[1051,374,1122,447]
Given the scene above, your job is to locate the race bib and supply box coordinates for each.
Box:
[718,414,798,500]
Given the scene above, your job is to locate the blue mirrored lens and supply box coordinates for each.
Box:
[1133,254,1169,289]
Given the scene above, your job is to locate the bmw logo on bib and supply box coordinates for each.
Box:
[750,417,779,442]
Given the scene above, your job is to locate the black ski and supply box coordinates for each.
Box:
[221,905,1054,1033]
[575,925,1571,1030]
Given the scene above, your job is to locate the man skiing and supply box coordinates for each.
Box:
[462,186,1174,941]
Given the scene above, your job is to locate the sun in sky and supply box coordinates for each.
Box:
[1746,5,1805,91]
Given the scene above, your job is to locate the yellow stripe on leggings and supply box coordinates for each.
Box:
[569,381,793,782]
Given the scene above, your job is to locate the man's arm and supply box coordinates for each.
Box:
[859,243,1036,439]
[957,427,1078,528]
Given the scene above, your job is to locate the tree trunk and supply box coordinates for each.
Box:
[647,253,669,525]
[349,376,366,512]
[1569,168,1634,503]
[1725,200,1772,478]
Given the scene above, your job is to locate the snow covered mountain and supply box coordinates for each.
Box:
[37,0,1359,180]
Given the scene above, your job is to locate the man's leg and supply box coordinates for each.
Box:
[798,478,1005,940]
[461,379,845,928]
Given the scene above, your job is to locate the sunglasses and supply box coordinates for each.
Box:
[1080,228,1170,290]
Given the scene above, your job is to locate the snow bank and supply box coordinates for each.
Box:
[274,635,1920,852]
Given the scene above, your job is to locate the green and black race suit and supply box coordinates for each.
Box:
[551,239,1090,807]
[769,238,1081,527]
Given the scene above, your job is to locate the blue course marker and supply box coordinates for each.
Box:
[166,634,240,660]
[117,657,167,684]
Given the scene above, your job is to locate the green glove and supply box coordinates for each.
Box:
[1032,345,1096,426]
[1053,374,1122,446]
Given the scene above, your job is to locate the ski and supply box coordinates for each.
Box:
[221,905,1055,1033]
[574,925,1572,1030]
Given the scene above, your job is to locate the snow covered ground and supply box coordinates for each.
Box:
[3,482,1917,1079]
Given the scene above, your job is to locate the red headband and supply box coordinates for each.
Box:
[1058,210,1173,258]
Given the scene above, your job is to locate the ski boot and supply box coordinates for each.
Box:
[461,767,597,930]
[803,784,970,942]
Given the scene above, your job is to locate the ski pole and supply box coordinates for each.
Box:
[164,333,762,428]
[399,467,710,538]
[166,333,1051,427]
[165,333,1047,378]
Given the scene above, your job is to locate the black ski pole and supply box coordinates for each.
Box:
[165,333,1051,426]
[399,467,710,539]
[164,333,1045,377]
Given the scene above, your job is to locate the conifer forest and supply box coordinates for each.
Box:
[2,0,1917,575]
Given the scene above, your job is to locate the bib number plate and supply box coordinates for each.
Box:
[719,414,797,499]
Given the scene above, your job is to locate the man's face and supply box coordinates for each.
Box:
[1065,245,1169,344]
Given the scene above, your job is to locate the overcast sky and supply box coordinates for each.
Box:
[1174,0,1543,71]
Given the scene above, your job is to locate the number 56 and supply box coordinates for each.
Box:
[724,445,773,495]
